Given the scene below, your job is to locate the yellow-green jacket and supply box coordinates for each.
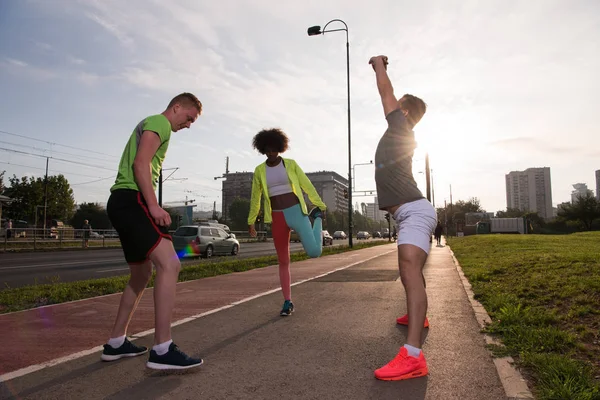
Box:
[247,158,327,225]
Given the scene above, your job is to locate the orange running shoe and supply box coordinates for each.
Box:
[396,314,429,328]
[374,346,428,381]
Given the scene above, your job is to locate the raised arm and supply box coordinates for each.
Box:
[369,55,398,117]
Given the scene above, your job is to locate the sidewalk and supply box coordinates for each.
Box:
[1,243,510,400]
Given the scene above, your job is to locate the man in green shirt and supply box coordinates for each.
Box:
[102,93,203,370]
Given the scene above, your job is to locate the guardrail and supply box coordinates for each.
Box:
[0,228,270,252]
[1,228,121,251]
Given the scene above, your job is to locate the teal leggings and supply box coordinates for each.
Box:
[272,204,322,258]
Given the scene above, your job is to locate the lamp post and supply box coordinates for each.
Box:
[352,160,373,188]
[214,175,226,223]
[431,168,435,208]
[425,152,431,203]
[307,19,352,247]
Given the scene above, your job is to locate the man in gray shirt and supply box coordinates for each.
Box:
[370,55,437,382]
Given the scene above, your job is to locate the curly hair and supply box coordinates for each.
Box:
[252,128,289,154]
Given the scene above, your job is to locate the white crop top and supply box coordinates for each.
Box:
[266,161,293,197]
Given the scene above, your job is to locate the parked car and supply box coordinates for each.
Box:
[290,229,300,242]
[356,231,371,240]
[333,230,347,240]
[372,231,382,238]
[199,221,231,234]
[173,225,240,258]
[104,230,119,238]
[322,230,333,246]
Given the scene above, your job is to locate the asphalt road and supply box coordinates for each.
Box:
[0,239,376,289]
[0,247,507,400]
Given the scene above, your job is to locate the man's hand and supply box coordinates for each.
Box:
[248,224,257,238]
[369,55,388,71]
[148,204,171,227]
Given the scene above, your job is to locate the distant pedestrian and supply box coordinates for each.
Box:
[434,222,443,246]
[82,220,91,248]
[6,219,12,239]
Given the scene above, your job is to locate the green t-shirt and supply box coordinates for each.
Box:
[110,114,172,192]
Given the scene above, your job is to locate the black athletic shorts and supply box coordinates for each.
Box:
[107,189,171,264]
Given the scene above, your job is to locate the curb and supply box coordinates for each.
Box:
[447,245,534,400]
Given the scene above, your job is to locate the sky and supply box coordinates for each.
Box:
[0,0,599,215]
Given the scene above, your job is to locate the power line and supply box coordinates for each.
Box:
[0,161,111,178]
[71,176,116,186]
[0,139,116,165]
[0,129,120,159]
[0,147,115,172]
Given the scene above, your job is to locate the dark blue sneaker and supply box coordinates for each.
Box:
[309,207,323,220]
[146,342,203,370]
[280,300,295,316]
[101,338,148,361]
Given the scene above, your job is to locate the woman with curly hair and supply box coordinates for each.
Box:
[247,128,327,316]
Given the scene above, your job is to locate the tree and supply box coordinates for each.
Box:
[496,208,525,218]
[436,197,485,236]
[0,170,5,194]
[45,175,76,222]
[71,203,112,230]
[454,197,483,214]
[558,193,600,231]
[229,197,251,231]
[3,174,75,224]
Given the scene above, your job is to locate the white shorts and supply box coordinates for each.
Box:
[393,198,437,254]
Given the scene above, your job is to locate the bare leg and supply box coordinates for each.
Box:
[398,244,429,348]
[148,238,181,345]
[109,260,153,338]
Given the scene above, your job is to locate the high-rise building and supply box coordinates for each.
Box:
[365,197,386,222]
[571,183,593,204]
[220,170,349,223]
[595,170,600,200]
[505,167,553,219]
[304,171,349,213]
[220,172,253,222]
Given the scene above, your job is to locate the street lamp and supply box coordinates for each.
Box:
[214,175,226,223]
[352,160,373,188]
[431,168,435,208]
[307,19,353,247]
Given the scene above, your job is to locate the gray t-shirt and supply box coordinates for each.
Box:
[374,109,424,210]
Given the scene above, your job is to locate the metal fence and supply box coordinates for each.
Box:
[1,228,121,251]
[0,228,269,252]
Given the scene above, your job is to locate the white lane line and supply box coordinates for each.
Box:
[0,259,124,271]
[0,247,396,383]
[95,268,130,273]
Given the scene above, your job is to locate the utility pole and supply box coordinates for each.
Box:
[43,157,49,234]
[444,199,448,238]
[158,169,163,207]
[214,156,230,223]
[431,169,435,208]
[158,167,185,208]
[425,152,431,202]
[224,157,229,222]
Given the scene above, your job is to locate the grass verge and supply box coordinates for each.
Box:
[448,232,600,400]
[0,240,391,314]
